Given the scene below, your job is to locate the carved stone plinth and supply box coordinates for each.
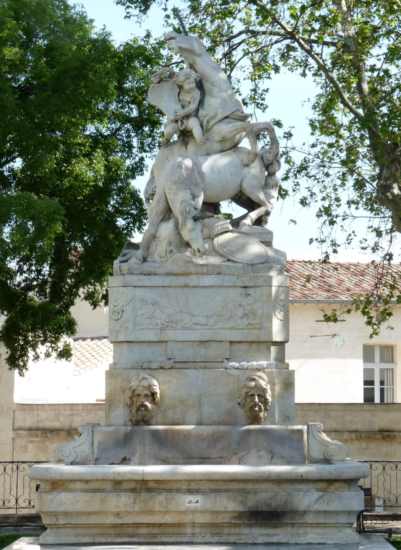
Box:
[106,367,294,426]
[109,265,288,345]
[107,263,292,427]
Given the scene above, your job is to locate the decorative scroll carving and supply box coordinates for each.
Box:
[308,423,348,463]
[55,424,98,465]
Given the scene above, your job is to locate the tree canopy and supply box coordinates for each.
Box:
[117,0,401,331]
[0,0,163,372]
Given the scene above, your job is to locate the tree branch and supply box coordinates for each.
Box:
[336,1,370,103]
[223,27,337,49]
[248,0,365,122]
[222,35,288,71]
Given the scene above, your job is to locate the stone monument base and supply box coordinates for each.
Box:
[32,463,366,546]
[4,535,395,550]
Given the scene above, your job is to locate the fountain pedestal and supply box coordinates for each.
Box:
[30,262,368,548]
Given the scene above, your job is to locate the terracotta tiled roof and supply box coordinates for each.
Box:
[71,337,112,372]
[287,260,401,302]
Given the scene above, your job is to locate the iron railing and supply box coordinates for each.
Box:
[0,462,43,514]
[359,461,401,508]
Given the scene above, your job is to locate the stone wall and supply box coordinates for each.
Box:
[8,402,401,462]
[12,403,105,461]
[0,345,14,460]
[297,403,401,460]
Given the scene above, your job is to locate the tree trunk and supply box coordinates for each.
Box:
[377,155,401,232]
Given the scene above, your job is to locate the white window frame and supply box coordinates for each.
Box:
[363,345,396,404]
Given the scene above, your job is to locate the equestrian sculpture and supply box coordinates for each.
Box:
[118,32,282,268]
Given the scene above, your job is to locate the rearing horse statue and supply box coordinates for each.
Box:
[138,33,281,261]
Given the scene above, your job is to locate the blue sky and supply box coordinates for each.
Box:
[72,0,385,262]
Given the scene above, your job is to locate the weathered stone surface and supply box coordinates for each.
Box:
[105,367,295,426]
[0,345,14,460]
[113,341,275,367]
[237,225,273,245]
[55,424,97,465]
[115,260,286,276]
[308,422,348,463]
[213,232,274,264]
[30,463,367,545]
[93,425,307,465]
[109,270,288,344]
[30,462,369,481]
[127,374,160,426]
[106,266,292,428]
[239,372,272,425]
[3,534,395,550]
[59,422,351,467]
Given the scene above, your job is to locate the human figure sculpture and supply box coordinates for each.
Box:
[120,32,281,267]
[239,372,272,425]
[128,374,160,425]
[161,68,204,146]
[163,32,259,155]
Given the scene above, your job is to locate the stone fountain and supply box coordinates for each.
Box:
[29,32,372,549]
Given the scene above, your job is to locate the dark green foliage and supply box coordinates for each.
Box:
[0,535,24,549]
[0,0,163,372]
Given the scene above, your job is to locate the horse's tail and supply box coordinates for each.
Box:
[250,121,280,173]
[250,121,281,209]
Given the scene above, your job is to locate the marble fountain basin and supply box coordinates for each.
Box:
[30,461,368,545]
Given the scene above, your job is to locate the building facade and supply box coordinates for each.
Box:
[287,261,401,405]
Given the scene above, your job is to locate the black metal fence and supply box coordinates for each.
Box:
[359,461,401,508]
[0,462,42,514]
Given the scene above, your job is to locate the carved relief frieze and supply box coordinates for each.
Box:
[111,287,264,331]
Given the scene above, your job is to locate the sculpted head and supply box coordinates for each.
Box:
[175,68,199,90]
[239,372,271,425]
[128,374,160,425]
[164,32,204,56]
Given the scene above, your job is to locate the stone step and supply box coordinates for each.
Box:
[2,535,395,550]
